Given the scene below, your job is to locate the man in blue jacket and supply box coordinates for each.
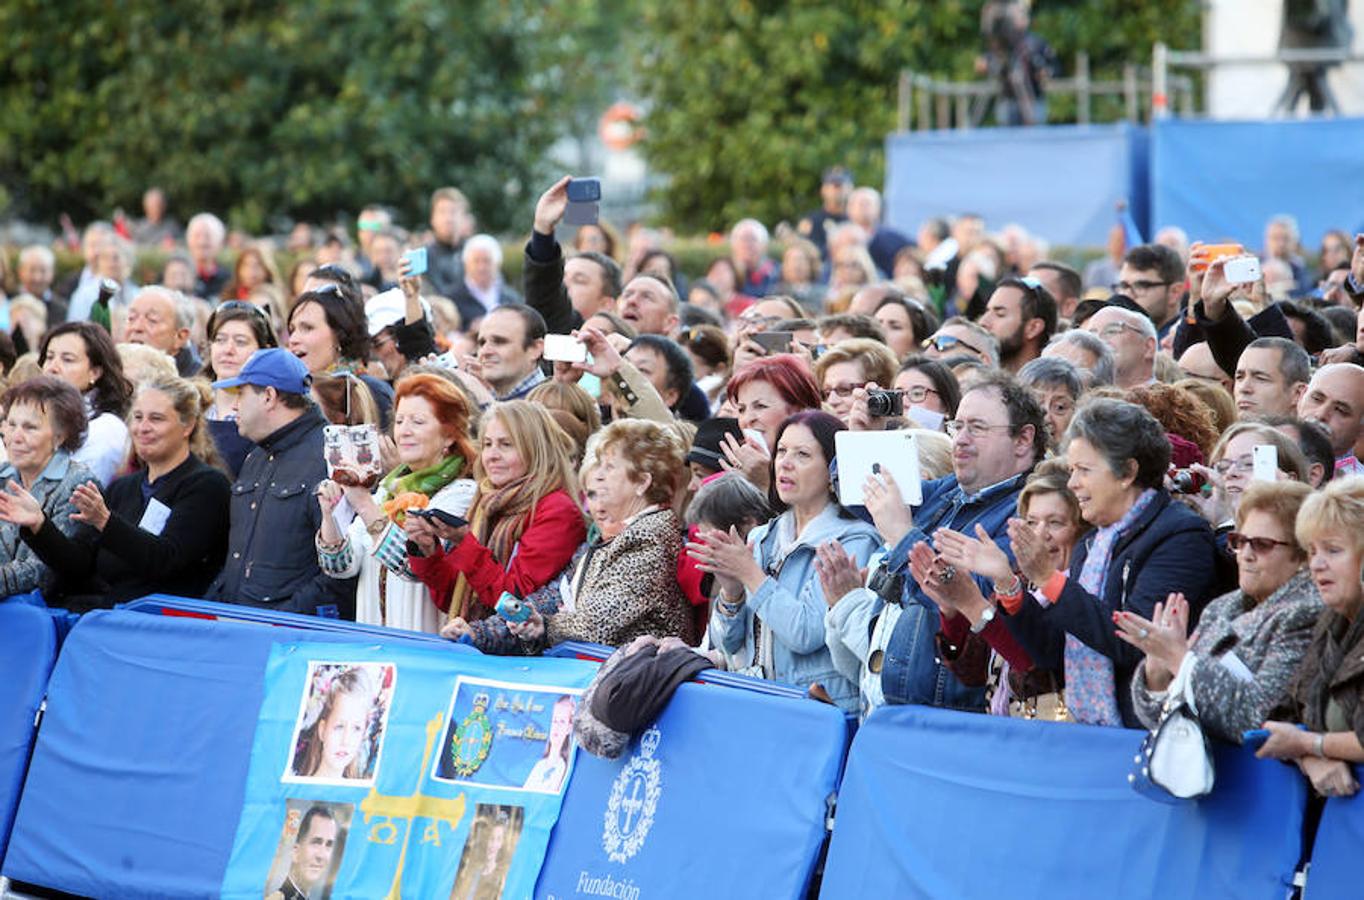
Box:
[205,349,357,618]
[864,373,1046,710]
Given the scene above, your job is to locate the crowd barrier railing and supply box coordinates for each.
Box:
[0,603,59,871]
[1302,790,1364,899]
[0,606,852,898]
[119,593,452,645]
[821,705,1307,899]
[6,596,1355,898]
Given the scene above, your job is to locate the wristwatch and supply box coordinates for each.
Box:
[970,605,997,634]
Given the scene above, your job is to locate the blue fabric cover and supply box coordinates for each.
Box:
[536,682,849,899]
[883,123,1150,247]
[821,705,1305,899]
[1305,791,1364,899]
[0,602,57,868]
[1151,117,1364,248]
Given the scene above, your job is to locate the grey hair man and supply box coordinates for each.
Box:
[126,286,202,377]
[1084,306,1156,388]
[1042,328,1116,387]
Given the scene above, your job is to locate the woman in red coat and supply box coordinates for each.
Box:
[407,400,586,653]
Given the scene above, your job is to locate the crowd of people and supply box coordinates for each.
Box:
[2,171,1364,801]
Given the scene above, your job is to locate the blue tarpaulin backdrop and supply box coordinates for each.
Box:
[884,123,1150,248]
[884,117,1364,249]
[1150,117,1364,249]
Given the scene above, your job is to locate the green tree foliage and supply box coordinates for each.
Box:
[635,0,1200,232]
[0,0,591,232]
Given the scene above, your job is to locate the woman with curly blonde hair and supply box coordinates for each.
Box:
[504,418,692,651]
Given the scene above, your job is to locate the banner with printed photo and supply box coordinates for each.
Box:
[219,641,593,900]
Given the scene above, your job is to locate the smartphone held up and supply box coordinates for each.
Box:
[565,176,601,226]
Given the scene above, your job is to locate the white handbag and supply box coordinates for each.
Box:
[1129,656,1215,802]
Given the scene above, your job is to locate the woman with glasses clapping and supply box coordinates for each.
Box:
[1123,481,1321,744]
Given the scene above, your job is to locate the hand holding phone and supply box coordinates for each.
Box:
[751,331,794,354]
[1222,255,1261,285]
[566,178,602,202]
[544,333,589,364]
[565,177,601,226]
[409,508,467,530]
[401,247,428,277]
[495,591,532,623]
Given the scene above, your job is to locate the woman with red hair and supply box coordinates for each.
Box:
[721,354,822,490]
[315,372,478,632]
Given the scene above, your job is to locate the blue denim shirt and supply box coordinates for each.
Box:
[878,470,1029,709]
[711,504,880,713]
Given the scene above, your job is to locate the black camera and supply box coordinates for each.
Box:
[866,388,905,418]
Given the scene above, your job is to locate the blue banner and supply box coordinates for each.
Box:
[221,642,593,899]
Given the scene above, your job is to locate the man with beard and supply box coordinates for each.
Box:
[976,277,1057,372]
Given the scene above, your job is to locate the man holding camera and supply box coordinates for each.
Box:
[828,373,1046,716]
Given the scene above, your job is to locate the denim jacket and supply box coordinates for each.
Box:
[711,503,880,713]
[879,470,1030,710]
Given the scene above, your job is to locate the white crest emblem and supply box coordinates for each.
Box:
[602,726,662,863]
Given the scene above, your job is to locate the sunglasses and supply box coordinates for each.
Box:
[923,334,986,357]
[217,300,271,322]
[1226,532,1296,554]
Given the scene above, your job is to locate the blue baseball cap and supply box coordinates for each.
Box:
[212,348,312,395]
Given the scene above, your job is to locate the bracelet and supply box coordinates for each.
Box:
[316,534,346,553]
[1315,732,1326,759]
[992,573,1023,599]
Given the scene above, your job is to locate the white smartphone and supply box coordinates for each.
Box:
[741,428,768,454]
[1251,444,1278,482]
[543,333,588,364]
[1223,255,1262,285]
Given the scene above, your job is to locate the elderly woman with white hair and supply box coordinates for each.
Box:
[451,234,522,329]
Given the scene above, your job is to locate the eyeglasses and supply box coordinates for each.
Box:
[1042,397,1074,416]
[903,385,939,404]
[1098,323,1143,340]
[1213,455,1255,476]
[1226,532,1296,554]
[945,419,1014,439]
[1111,280,1172,294]
[924,334,986,357]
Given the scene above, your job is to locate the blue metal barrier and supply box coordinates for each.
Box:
[1304,790,1364,899]
[537,680,851,898]
[0,603,58,869]
[118,594,452,644]
[821,705,1306,899]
